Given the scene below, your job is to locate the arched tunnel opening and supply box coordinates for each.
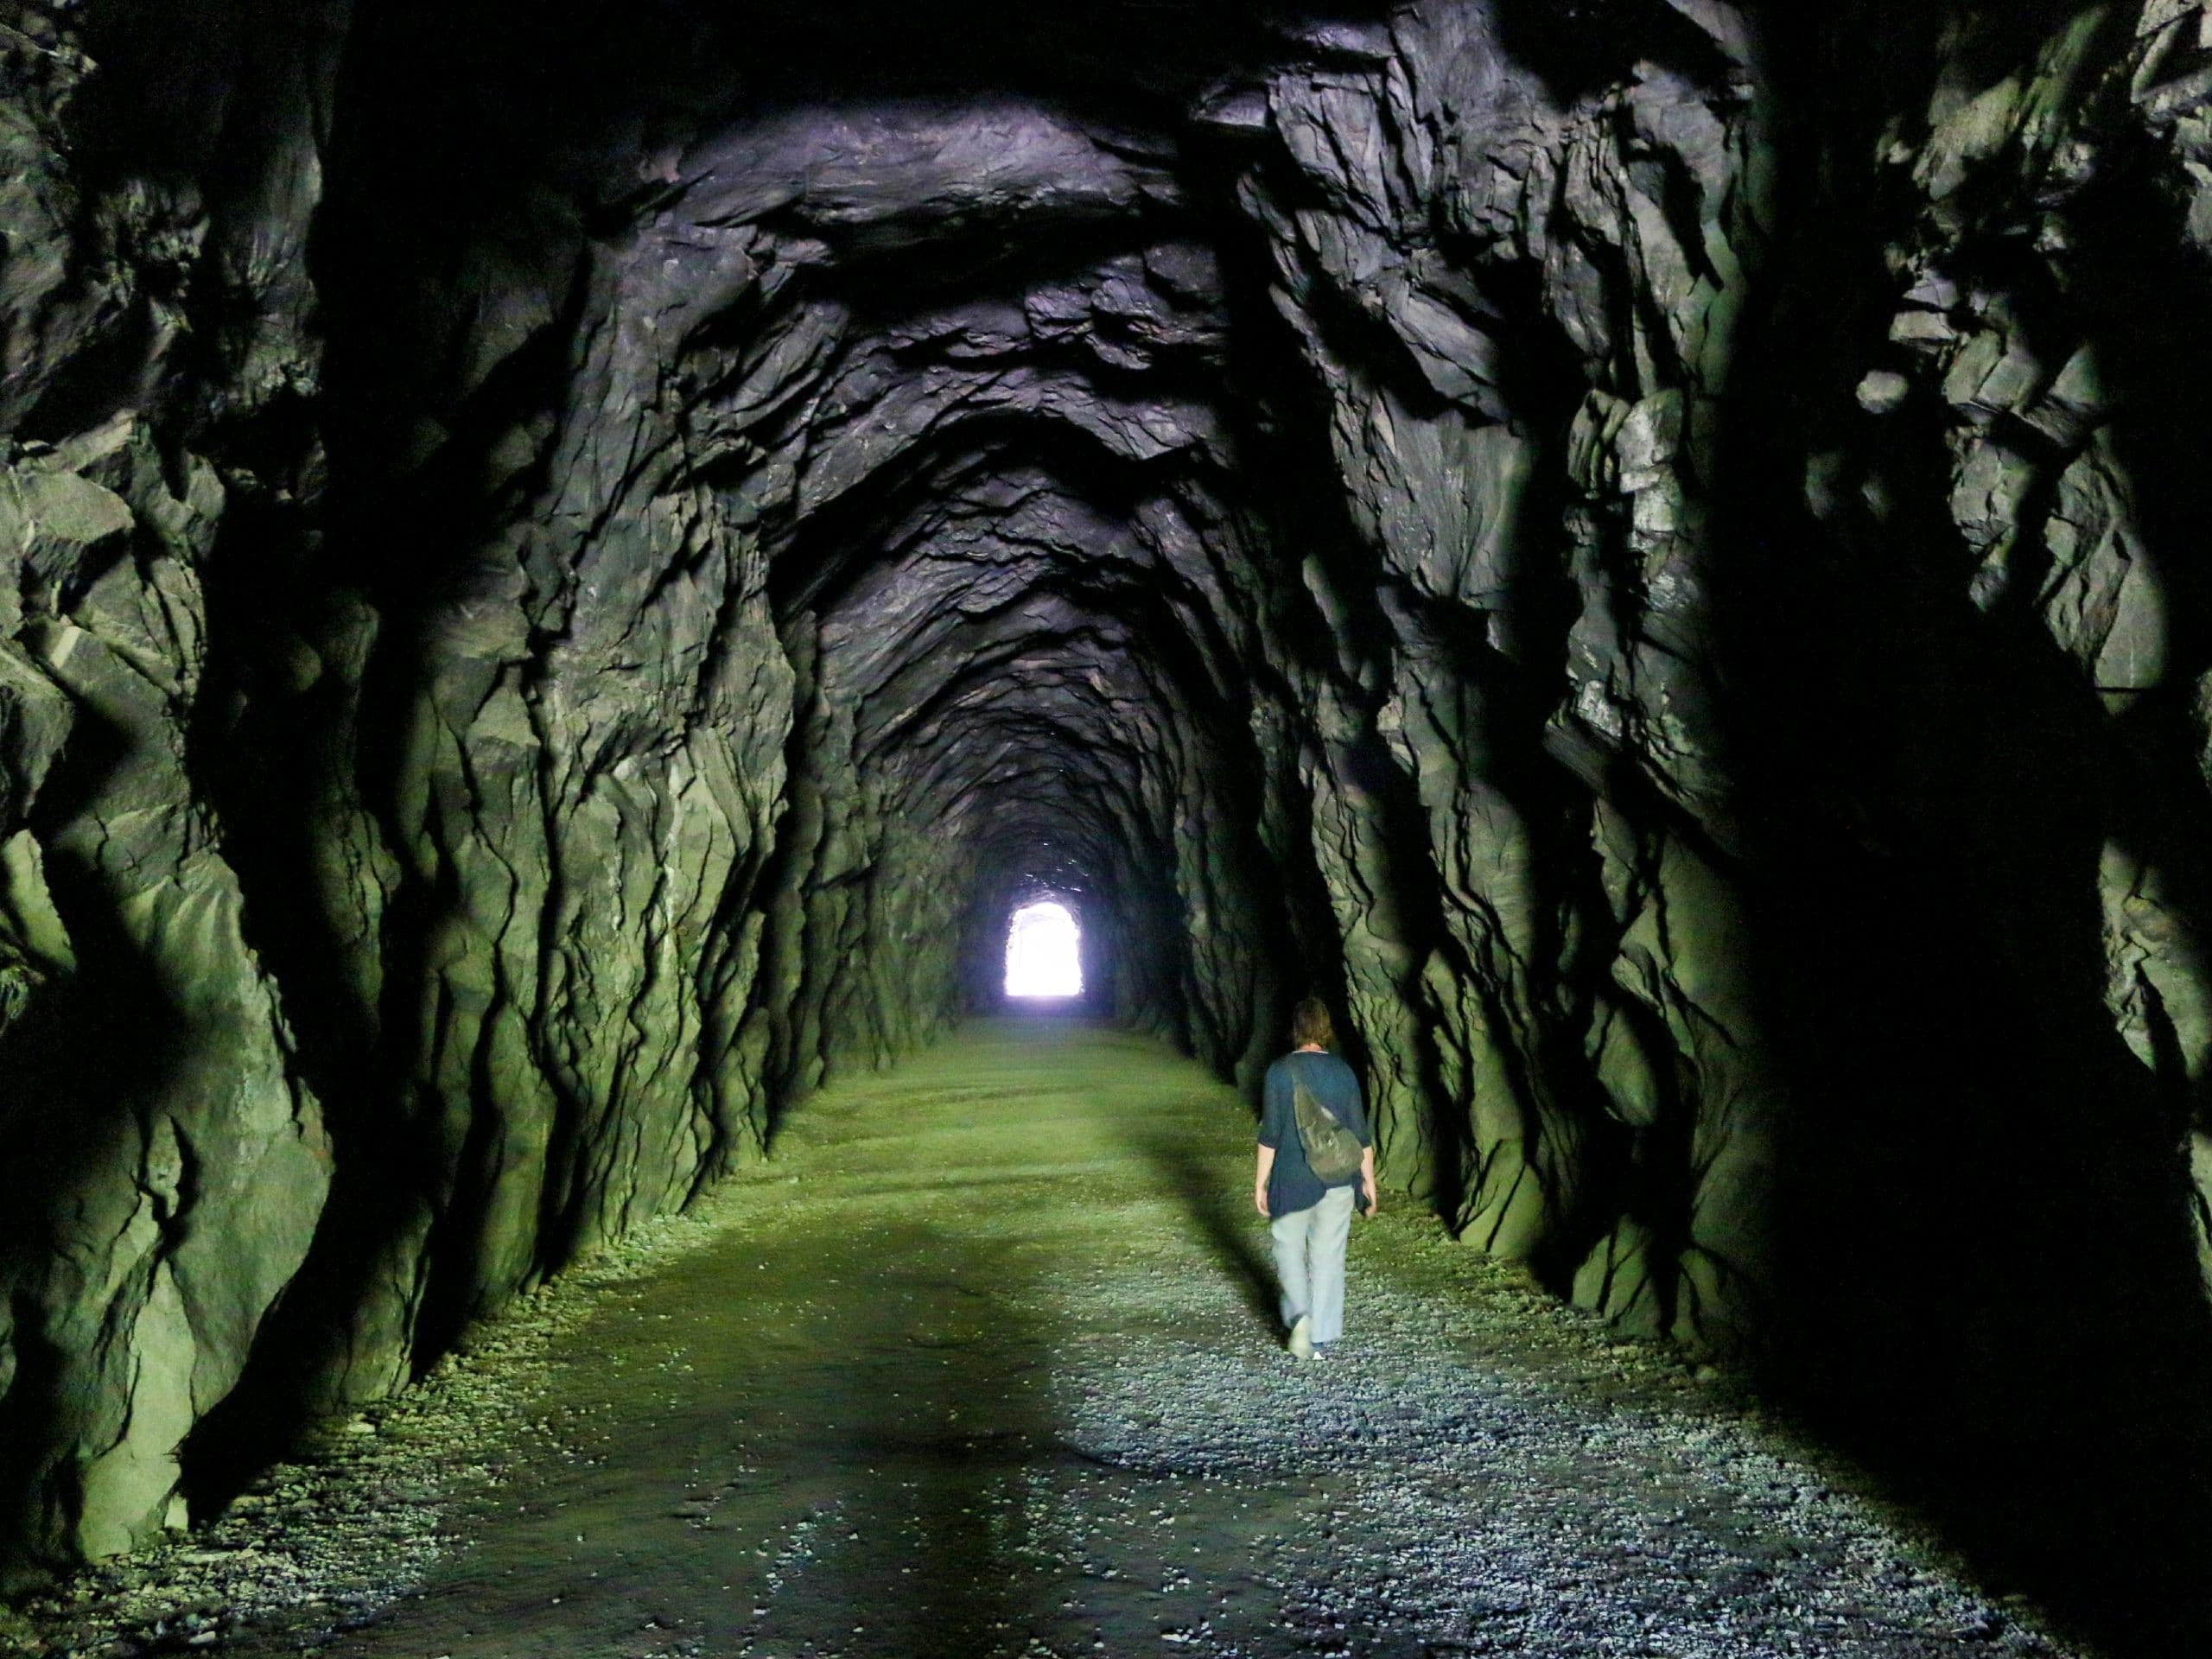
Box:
[3,0,2212,1653]
[1003,900,1085,1002]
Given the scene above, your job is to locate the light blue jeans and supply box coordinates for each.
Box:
[1269,1185,1356,1344]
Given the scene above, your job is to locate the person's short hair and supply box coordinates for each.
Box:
[1290,996,1335,1050]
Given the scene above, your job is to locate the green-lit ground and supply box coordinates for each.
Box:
[17,1019,2080,1657]
[300,1015,1323,1657]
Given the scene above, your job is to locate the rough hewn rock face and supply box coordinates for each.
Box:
[1205,3,2212,1635]
[1207,6,2212,1632]
[1231,0,1781,1328]
[3,0,2211,1644]
[0,0,344,1567]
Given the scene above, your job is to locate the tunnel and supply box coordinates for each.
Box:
[2,0,2212,1653]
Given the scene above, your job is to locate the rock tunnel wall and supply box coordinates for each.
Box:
[1,0,2210,1620]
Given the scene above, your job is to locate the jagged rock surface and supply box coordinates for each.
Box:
[1,0,2209,1646]
[0,0,342,1567]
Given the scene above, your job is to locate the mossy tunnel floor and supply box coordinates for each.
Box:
[25,1020,2081,1658]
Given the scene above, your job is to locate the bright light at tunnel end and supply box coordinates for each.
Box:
[1005,901,1084,998]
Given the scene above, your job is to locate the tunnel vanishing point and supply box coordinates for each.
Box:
[2,0,2212,1647]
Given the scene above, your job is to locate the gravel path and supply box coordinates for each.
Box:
[8,1019,2086,1658]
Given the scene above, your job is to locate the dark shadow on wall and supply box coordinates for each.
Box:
[1693,9,2212,1652]
[0,706,202,1573]
[0,989,182,1572]
[2064,129,2212,1155]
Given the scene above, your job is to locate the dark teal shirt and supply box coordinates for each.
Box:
[1259,1049,1371,1217]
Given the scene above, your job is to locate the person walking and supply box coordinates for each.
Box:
[1254,996,1376,1359]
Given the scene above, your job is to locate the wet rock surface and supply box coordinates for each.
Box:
[5,1021,2085,1659]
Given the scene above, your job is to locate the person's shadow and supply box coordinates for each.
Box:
[1122,1115,1280,1330]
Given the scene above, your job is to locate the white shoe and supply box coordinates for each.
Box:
[1287,1314,1314,1360]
